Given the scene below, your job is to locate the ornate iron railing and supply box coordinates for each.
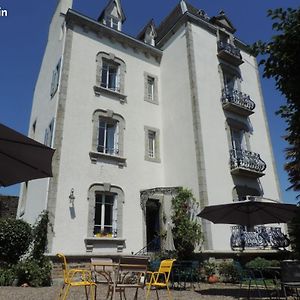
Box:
[222,88,255,111]
[217,40,242,59]
[231,225,290,250]
[230,149,266,173]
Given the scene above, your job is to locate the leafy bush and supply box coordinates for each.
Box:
[30,211,49,261]
[218,261,240,283]
[245,257,273,270]
[203,261,216,276]
[15,258,52,287]
[171,188,202,259]
[0,267,16,286]
[0,219,32,264]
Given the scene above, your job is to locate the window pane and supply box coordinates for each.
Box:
[108,65,117,90]
[104,195,114,234]
[147,77,154,100]
[94,194,103,235]
[106,123,116,154]
[148,131,156,158]
[98,121,106,152]
[101,63,108,88]
[112,17,119,30]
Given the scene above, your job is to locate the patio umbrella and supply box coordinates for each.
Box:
[198,198,299,227]
[0,123,55,187]
[165,222,176,251]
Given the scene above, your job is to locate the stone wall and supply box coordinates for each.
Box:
[0,195,19,219]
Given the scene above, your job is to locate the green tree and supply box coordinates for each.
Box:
[171,188,202,259]
[252,7,300,197]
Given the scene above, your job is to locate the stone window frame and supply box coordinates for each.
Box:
[144,72,158,105]
[87,183,124,239]
[90,109,126,166]
[144,126,161,163]
[94,52,127,103]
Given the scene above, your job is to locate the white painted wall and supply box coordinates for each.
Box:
[17,0,73,224]
[51,25,164,254]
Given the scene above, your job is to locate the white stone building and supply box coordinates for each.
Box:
[17,0,282,255]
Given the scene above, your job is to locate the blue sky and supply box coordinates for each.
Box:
[0,0,299,203]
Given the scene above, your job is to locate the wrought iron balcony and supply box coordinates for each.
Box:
[217,40,243,66]
[230,149,266,178]
[222,88,255,116]
[231,225,290,251]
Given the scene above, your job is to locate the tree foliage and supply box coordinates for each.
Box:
[252,7,300,197]
[171,188,202,259]
[0,219,32,265]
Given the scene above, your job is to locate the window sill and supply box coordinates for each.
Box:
[145,156,161,163]
[85,237,126,253]
[93,85,127,103]
[89,151,126,167]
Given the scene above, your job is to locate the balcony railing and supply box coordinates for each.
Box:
[222,88,255,115]
[231,225,290,251]
[230,149,266,177]
[217,40,243,66]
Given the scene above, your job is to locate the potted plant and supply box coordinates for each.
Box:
[204,261,218,283]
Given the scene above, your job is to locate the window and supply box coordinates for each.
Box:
[226,118,250,154]
[105,15,119,30]
[98,119,119,155]
[87,184,124,239]
[144,72,158,104]
[148,130,156,158]
[231,128,246,151]
[147,77,155,101]
[50,59,61,98]
[44,119,54,147]
[94,52,126,101]
[90,110,126,165]
[101,60,119,91]
[94,193,117,237]
[144,126,160,163]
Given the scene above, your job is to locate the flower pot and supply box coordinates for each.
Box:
[208,274,219,284]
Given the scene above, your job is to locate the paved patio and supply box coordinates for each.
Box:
[0,282,282,299]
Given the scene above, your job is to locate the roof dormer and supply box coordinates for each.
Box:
[98,0,126,31]
[210,10,236,34]
[137,19,157,46]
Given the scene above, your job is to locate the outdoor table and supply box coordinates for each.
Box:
[91,259,119,300]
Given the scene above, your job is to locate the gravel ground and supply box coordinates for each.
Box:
[0,282,280,300]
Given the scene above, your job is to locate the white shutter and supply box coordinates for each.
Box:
[114,123,119,154]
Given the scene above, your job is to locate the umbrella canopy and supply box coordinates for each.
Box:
[0,123,55,187]
[198,198,299,227]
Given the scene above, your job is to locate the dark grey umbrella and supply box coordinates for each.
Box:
[198,198,299,227]
[0,123,55,187]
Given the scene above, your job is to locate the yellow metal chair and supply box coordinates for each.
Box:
[146,259,176,299]
[57,253,97,300]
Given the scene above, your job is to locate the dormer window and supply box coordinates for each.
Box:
[98,0,126,32]
[105,15,120,30]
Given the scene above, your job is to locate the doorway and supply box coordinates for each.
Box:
[146,199,161,251]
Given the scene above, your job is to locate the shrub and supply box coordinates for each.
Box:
[203,261,216,277]
[218,261,240,283]
[0,267,16,286]
[15,258,52,287]
[171,188,202,259]
[245,257,272,270]
[0,219,32,264]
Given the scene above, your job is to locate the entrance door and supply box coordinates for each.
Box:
[146,199,161,251]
